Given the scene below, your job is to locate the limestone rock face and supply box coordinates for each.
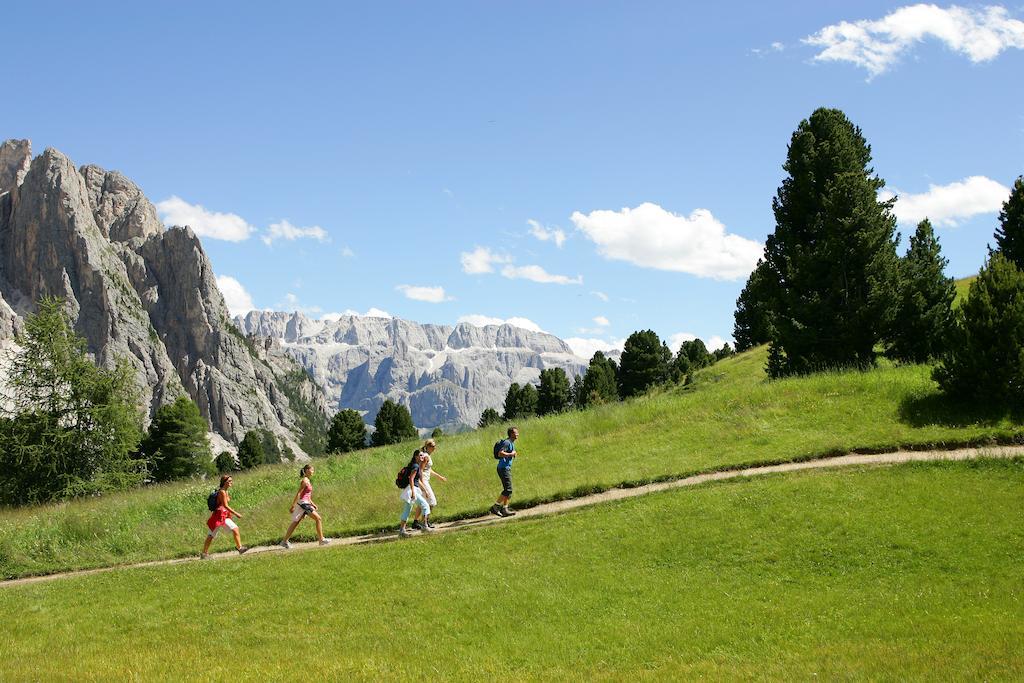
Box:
[236,311,588,431]
[0,139,327,456]
[0,139,31,193]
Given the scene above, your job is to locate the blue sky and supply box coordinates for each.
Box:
[5,1,1023,356]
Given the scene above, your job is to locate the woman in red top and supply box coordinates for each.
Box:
[280,463,328,548]
[201,474,248,558]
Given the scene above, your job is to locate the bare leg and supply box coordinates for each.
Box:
[232,528,242,550]
[311,511,324,542]
[282,519,301,542]
[202,534,213,554]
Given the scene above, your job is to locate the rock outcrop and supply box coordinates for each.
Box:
[236,311,588,431]
[0,140,328,456]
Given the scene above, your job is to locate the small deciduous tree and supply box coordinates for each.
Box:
[886,219,956,363]
[140,396,213,482]
[618,330,671,398]
[327,409,367,453]
[934,253,1024,405]
[537,368,571,416]
[371,399,418,447]
[994,175,1024,270]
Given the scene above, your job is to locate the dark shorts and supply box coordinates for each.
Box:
[497,467,513,498]
[298,502,315,516]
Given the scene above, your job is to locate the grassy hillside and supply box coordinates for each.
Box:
[954,275,977,307]
[0,345,1020,579]
[2,459,1021,679]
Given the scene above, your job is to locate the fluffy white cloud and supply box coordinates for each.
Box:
[262,219,330,246]
[156,196,254,242]
[322,307,392,319]
[571,202,762,281]
[879,175,1010,227]
[396,284,454,303]
[500,264,583,285]
[527,219,567,248]
[216,275,255,316]
[668,332,729,353]
[565,337,625,360]
[460,246,511,274]
[457,314,545,332]
[804,4,1024,77]
[593,316,610,326]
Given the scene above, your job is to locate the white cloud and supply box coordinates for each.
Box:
[280,292,322,315]
[460,246,511,274]
[328,307,392,319]
[571,202,762,281]
[262,219,329,246]
[156,196,254,242]
[565,337,625,360]
[669,332,729,353]
[593,316,610,326]
[527,219,567,248]
[396,285,454,303]
[591,291,609,302]
[340,246,355,257]
[880,175,1010,226]
[500,264,583,285]
[805,4,1024,77]
[216,275,255,316]
[457,314,544,332]
[771,41,785,51]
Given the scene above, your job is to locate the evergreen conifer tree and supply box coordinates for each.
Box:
[215,451,236,474]
[237,430,265,470]
[733,260,774,352]
[327,409,367,453]
[763,108,900,376]
[140,396,214,482]
[934,253,1024,405]
[582,351,619,405]
[371,399,417,446]
[477,408,502,428]
[502,382,522,421]
[618,330,671,397]
[537,367,571,415]
[570,374,585,409]
[886,219,956,363]
[994,175,1024,269]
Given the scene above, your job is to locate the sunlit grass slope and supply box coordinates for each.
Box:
[0,344,1020,579]
[2,459,1022,680]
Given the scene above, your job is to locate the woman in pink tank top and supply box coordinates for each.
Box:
[280,463,328,548]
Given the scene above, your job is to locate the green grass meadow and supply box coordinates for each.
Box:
[1,346,1021,579]
[2,459,1022,680]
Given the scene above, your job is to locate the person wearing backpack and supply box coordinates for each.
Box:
[201,474,249,558]
[411,438,447,531]
[397,449,433,538]
[279,463,329,549]
[490,426,519,517]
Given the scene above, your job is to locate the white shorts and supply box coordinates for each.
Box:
[291,502,315,523]
[207,517,238,537]
[420,480,437,507]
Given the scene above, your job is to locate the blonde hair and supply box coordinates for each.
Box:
[422,439,436,450]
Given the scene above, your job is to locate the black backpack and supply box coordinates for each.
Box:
[207,489,220,511]
[493,439,505,459]
[395,464,415,488]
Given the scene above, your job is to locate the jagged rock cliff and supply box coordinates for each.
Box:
[0,140,328,456]
[236,311,588,431]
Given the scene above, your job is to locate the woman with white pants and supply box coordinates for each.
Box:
[398,449,433,538]
[412,439,446,531]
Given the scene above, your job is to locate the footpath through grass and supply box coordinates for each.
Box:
[2,459,1022,680]
[1,346,1021,579]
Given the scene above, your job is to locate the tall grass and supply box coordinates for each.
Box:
[0,346,1019,578]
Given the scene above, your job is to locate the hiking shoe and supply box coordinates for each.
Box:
[200,552,210,560]
[502,507,517,517]
[319,539,330,546]
[280,540,292,549]
[421,523,435,533]
[399,528,412,538]
[424,522,437,530]
[490,504,505,517]
[411,520,424,531]
[237,546,250,555]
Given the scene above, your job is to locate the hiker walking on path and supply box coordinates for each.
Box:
[398,449,433,538]
[412,439,447,531]
[280,463,329,548]
[202,474,248,558]
[490,426,519,517]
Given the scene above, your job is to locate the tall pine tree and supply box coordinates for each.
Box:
[537,368,571,416]
[371,399,418,446]
[763,108,900,376]
[327,409,367,453]
[581,351,619,406]
[994,175,1024,269]
[886,219,956,363]
[140,396,214,482]
[733,260,774,352]
[617,330,671,397]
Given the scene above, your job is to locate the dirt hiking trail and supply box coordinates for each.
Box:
[3,444,1021,588]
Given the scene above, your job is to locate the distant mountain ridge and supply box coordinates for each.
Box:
[235,311,589,431]
[0,139,328,456]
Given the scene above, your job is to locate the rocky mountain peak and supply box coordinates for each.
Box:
[0,139,31,194]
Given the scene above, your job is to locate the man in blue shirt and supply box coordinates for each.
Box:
[490,426,519,517]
